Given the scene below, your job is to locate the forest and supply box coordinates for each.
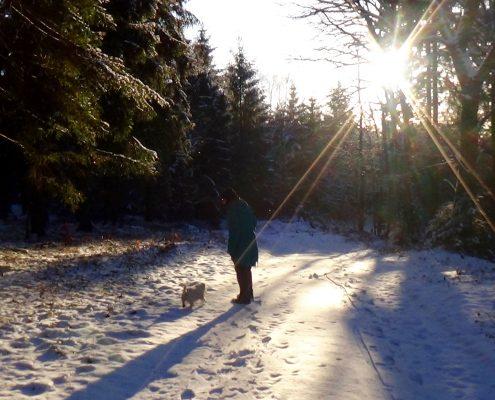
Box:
[1,0,494,257]
[1,1,495,399]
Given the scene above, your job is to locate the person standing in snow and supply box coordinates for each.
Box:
[220,188,258,304]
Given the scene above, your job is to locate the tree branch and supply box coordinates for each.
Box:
[0,132,25,149]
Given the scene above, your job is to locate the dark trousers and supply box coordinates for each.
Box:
[234,264,253,301]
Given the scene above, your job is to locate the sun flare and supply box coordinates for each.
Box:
[367,47,409,91]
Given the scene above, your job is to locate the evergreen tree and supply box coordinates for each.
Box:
[224,47,270,213]
[188,30,232,189]
[269,84,309,214]
[101,0,194,221]
[325,83,350,129]
[286,84,302,126]
[311,84,356,220]
[302,97,322,135]
[0,0,165,235]
[186,29,232,222]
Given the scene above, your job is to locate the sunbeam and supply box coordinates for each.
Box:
[402,0,451,50]
[347,0,495,234]
[407,101,495,202]
[402,87,495,234]
[260,110,356,224]
[234,110,357,266]
[289,118,357,223]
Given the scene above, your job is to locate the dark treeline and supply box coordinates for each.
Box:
[0,1,494,258]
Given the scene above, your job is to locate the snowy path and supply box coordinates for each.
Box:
[1,221,495,399]
[119,253,389,400]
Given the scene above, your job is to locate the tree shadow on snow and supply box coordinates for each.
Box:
[3,238,193,295]
[334,251,495,400]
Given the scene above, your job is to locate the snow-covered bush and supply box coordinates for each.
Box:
[426,199,495,259]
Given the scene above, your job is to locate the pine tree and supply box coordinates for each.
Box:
[287,84,302,126]
[303,97,322,135]
[0,0,194,233]
[325,83,350,129]
[0,0,167,235]
[224,47,270,212]
[101,0,194,220]
[312,84,356,220]
[270,84,309,213]
[186,29,232,222]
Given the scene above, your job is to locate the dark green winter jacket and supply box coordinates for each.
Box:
[227,199,258,268]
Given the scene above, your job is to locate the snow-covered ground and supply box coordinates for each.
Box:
[1,219,494,399]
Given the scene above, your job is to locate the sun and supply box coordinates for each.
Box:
[367,46,410,91]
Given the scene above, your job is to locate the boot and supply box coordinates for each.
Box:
[232,265,251,304]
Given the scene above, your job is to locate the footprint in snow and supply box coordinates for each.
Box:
[383,355,395,365]
[237,349,254,357]
[196,367,215,375]
[106,329,151,339]
[11,337,32,349]
[13,361,35,371]
[409,372,423,385]
[108,353,126,363]
[15,381,53,396]
[52,375,69,385]
[37,345,67,362]
[76,365,96,374]
[181,389,195,399]
[97,336,118,346]
[225,358,247,367]
[230,387,249,394]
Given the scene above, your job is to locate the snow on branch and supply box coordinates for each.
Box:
[0,132,25,149]
[10,3,170,112]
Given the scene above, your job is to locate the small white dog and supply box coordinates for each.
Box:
[181,282,206,308]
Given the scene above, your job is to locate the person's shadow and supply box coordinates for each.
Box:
[67,305,242,400]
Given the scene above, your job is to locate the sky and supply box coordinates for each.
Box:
[185,0,352,107]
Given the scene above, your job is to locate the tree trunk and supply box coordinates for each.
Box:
[144,177,157,221]
[358,109,365,232]
[426,41,432,119]
[0,186,9,220]
[357,57,365,232]
[491,72,495,190]
[432,39,439,125]
[379,105,390,237]
[381,106,390,175]
[77,200,93,232]
[26,195,48,238]
[459,82,481,167]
